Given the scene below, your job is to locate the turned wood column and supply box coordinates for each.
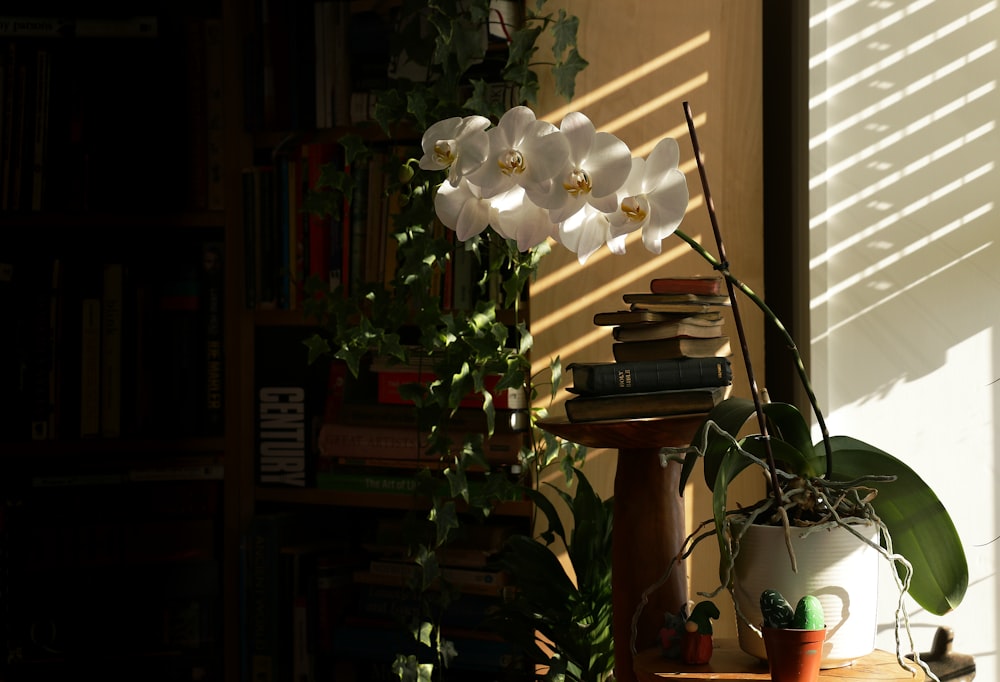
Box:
[613,448,688,682]
[539,414,703,682]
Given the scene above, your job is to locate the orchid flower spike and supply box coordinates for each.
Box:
[527,111,632,224]
[609,137,689,254]
[418,115,490,187]
[467,105,570,199]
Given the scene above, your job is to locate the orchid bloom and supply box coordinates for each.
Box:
[425,108,690,260]
[491,186,561,251]
[418,115,490,187]
[527,111,632,224]
[557,204,627,264]
[434,178,491,241]
[467,106,570,199]
[608,137,689,254]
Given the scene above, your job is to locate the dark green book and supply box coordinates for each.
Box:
[567,357,732,396]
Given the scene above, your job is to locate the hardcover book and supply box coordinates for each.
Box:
[255,326,330,487]
[611,318,724,342]
[648,275,725,296]
[567,357,732,396]
[593,309,723,326]
[564,385,730,423]
[612,336,732,362]
[622,292,731,306]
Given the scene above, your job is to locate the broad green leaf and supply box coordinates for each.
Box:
[827,436,968,615]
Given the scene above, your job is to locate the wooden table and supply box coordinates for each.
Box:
[633,640,925,680]
[538,414,708,682]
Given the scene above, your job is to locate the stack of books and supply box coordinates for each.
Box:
[564,276,734,423]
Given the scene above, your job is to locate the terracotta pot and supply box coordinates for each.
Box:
[763,627,826,682]
[732,521,879,667]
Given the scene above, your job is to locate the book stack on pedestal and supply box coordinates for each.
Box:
[564,276,734,423]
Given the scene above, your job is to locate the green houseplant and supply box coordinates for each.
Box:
[303,2,592,679]
[413,96,968,678]
[486,467,615,682]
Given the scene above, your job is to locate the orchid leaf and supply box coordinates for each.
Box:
[826,436,968,616]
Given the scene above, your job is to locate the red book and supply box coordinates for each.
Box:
[648,275,725,296]
[375,368,510,409]
[303,142,342,291]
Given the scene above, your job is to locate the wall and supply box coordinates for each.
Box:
[809,0,996,676]
[530,0,765,642]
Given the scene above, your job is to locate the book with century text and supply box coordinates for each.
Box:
[255,326,330,487]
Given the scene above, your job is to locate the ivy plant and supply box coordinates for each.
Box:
[301,1,590,679]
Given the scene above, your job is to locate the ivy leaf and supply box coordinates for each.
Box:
[553,48,589,101]
[550,9,579,60]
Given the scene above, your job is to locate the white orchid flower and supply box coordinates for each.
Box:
[467,105,570,199]
[608,137,689,255]
[434,178,491,241]
[527,111,632,224]
[556,204,628,264]
[491,186,560,251]
[418,115,490,187]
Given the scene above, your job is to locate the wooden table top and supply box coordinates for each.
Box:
[537,414,707,450]
[633,640,925,680]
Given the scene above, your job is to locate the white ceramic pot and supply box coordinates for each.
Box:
[732,521,879,668]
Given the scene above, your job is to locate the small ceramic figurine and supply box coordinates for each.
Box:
[659,600,720,664]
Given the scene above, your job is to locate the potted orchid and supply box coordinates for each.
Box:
[414,101,968,677]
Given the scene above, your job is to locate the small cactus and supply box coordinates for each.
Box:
[760,589,824,630]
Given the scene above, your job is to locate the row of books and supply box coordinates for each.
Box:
[244,509,523,682]
[6,478,222,665]
[0,16,223,213]
[244,0,390,133]
[253,328,527,490]
[0,240,224,442]
[243,143,410,311]
[564,275,735,423]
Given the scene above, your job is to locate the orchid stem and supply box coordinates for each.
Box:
[672,228,834,475]
[683,102,785,504]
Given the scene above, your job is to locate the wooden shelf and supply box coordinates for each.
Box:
[255,486,534,517]
[633,641,925,680]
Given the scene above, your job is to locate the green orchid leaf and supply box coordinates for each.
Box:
[826,436,968,616]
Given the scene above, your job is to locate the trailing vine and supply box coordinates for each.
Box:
[300,2,589,679]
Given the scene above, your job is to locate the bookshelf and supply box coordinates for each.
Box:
[239,1,537,681]
[0,1,244,681]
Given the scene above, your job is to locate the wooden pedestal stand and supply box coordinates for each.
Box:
[539,414,707,682]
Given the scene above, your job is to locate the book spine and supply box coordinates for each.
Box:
[247,515,281,682]
[257,385,309,487]
[205,19,225,210]
[255,327,329,487]
[100,263,123,438]
[318,421,522,463]
[200,241,224,435]
[242,168,258,309]
[574,357,732,394]
[79,297,101,437]
[28,259,59,439]
[648,277,724,295]
[375,369,511,409]
[30,47,48,211]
